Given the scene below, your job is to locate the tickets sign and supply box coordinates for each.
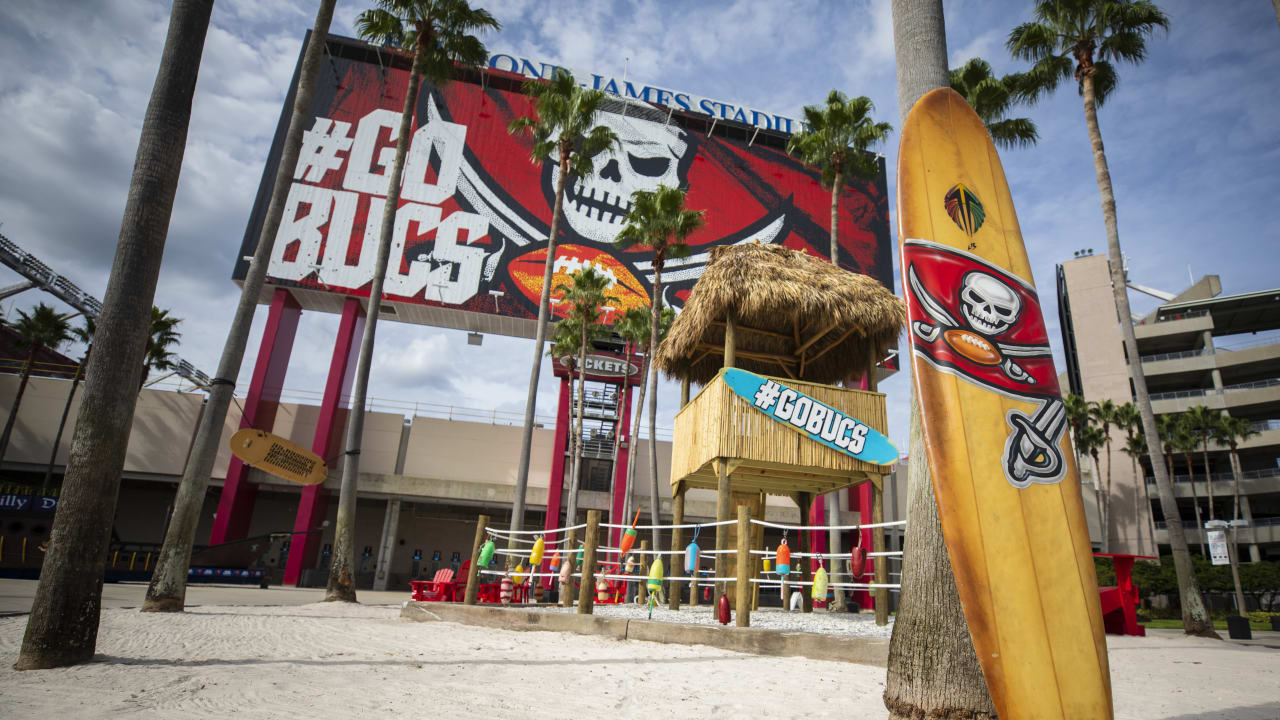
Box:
[721,368,897,465]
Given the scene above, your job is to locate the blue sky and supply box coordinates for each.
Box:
[0,0,1277,453]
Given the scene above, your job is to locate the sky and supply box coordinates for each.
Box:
[0,0,1277,455]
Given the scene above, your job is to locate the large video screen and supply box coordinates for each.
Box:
[234,35,893,330]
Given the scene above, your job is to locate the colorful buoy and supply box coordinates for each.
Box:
[763,556,773,573]
[717,593,731,624]
[529,536,545,566]
[500,576,513,604]
[647,557,664,592]
[619,508,641,559]
[812,565,829,601]
[850,545,866,582]
[513,563,526,583]
[558,558,572,586]
[596,578,610,603]
[775,539,792,577]
[684,540,699,574]
[549,551,561,574]
[478,538,495,567]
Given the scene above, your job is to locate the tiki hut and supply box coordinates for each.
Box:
[656,243,905,614]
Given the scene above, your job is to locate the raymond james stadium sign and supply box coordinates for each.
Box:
[487,53,802,133]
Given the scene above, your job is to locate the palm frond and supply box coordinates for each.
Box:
[986,117,1040,149]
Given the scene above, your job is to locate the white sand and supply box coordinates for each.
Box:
[0,602,1276,719]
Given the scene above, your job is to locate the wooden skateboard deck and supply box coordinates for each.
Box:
[898,87,1112,719]
[229,428,327,486]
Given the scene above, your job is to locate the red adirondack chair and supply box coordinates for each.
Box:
[410,568,456,602]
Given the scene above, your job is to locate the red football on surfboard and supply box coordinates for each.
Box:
[943,328,1002,366]
[509,243,649,324]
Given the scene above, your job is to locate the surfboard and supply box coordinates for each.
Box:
[898,87,1112,719]
[721,368,898,465]
[229,428,327,486]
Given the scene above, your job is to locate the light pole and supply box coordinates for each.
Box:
[1206,518,1250,639]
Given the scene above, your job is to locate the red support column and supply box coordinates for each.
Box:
[809,494,827,573]
[283,297,364,585]
[540,377,573,586]
[609,383,635,549]
[210,288,300,544]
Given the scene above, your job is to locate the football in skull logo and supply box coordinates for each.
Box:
[508,243,650,322]
[942,328,1001,366]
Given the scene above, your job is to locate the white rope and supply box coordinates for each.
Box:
[600,519,738,530]
[486,523,587,536]
[748,519,907,531]
[749,578,901,589]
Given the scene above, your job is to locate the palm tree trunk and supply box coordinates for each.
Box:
[1200,441,1214,520]
[42,357,86,494]
[1102,436,1113,552]
[1091,452,1105,546]
[609,341,630,528]
[1184,453,1205,556]
[325,54,423,603]
[511,148,571,543]
[563,336,587,530]
[1135,455,1158,555]
[1080,71,1216,637]
[623,351,649,531]
[1230,445,1242,522]
[0,347,38,463]
[16,0,213,670]
[144,0,336,612]
[885,1,996,715]
[829,176,841,264]
[646,257,664,553]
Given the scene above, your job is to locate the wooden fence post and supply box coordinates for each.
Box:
[559,528,577,608]
[873,480,889,626]
[669,490,685,611]
[577,510,600,614]
[799,492,813,613]
[638,539,649,604]
[463,514,489,605]
[735,505,751,627]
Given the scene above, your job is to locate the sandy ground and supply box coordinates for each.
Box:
[0,582,1276,719]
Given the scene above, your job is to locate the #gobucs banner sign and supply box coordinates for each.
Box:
[722,368,898,465]
[233,36,892,333]
[902,238,1065,488]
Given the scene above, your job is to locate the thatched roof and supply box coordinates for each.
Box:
[656,244,905,385]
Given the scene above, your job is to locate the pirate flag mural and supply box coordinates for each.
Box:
[234,36,893,335]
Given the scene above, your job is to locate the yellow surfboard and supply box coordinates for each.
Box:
[898,88,1111,718]
[229,428,327,486]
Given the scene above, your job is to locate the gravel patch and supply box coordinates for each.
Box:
[534,602,895,638]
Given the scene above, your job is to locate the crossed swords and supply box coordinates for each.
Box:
[1003,399,1069,487]
[906,264,1049,385]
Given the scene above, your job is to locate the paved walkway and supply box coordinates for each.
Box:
[0,578,408,614]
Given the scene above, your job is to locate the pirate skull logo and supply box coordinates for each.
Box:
[548,111,692,244]
[959,271,1022,336]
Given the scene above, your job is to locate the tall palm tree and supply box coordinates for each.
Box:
[18,0,215,670]
[552,267,616,531]
[321,0,498,603]
[42,317,95,494]
[1077,423,1107,542]
[1088,398,1119,551]
[886,2,997,715]
[144,0,338,614]
[1170,417,1206,556]
[139,307,182,391]
[1064,392,1091,453]
[0,304,73,463]
[614,304,672,534]
[507,71,620,541]
[616,185,704,552]
[950,57,1039,148]
[1120,430,1158,552]
[1005,0,1215,636]
[1213,415,1258,524]
[786,91,892,264]
[1184,405,1221,520]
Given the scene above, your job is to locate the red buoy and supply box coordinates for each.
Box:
[850,546,866,582]
[717,593,731,625]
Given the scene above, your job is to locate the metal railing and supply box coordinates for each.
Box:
[1145,466,1280,484]
[1143,308,1210,325]
[1139,347,1213,364]
[1248,419,1280,433]
[1148,377,1280,402]
[1155,517,1280,529]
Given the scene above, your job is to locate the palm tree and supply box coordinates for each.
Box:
[506,70,619,540]
[0,304,73,463]
[322,0,498,603]
[614,304,673,536]
[949,57,1039,148]
[1120,430,1158,552]
[786,91,892,264]
[42,317,95,494]
[1064,393,1091,453]
[1170,417,1206,556]
[552,267,616,531]
[1077,424,1107,542]
[886,2,997,714]
[143,0,338,614]
[1006,0,1216,637]
[1184,405,1221,520]
[139,307,182,391]
[1088,398,1119,551]
[18,0,215,670]
[616,185,705,552]
[1213,416,1258,524]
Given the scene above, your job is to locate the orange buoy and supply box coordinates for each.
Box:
[775,539,792,577]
